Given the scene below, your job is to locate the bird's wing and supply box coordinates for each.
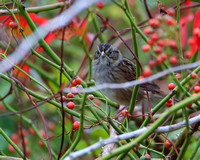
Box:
[117,57,161,93]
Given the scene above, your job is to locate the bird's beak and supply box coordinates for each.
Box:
[101,51,105,57]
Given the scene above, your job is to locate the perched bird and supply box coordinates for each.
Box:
[92,43,162,106]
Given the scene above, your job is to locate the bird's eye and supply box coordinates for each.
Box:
[94,51,100,59]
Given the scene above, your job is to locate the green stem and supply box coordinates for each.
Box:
[25,60,60,87]
[18,4,73,77]
[113,0,148,42]
[0,128,25,158]
[100,93,200,159]
[1,99,58,159]
[0,73,97,123]
[17,3,118,108]
[0,1,70,15]
[190,138,200,160]
[90,11,105,43]
[140,66,200,127]
[177,107,190,160]
[124,0,141,115]
[61,93,87,159]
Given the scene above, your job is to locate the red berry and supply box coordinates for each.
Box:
[166,17,176,26]
[156,56,163,65]
[184,51,192,59]
[39,130,45,138]
[96,1,105,9]
[72,79,77,86]
[28,128,35,135]
[161,53,167,61]
[121,109,129,116]
[176,73,181,80]
[192,93,197,96]
[169,40,177,49]
[67,92,74,98]
[191,73,197,79]
[48,122,56,131]
[157,40,165,47]
[193,28,200,37]
[9,21,18,29]
[143,68,152,77]
[165,140,172,148]
[188,38,195,46]
[142,45,151,52]
[95,100,101,106]
[75,78,82,85]
[8,144,15,153]
[194,86,200,93]
[71,87,78,95]
[18,129,26,137]
[148,60,155,68]
[67,102,75,110]
[167,99,172,103]
[138,76,144,81]
[26,148,31,157]
[149,18,160,28]
[144,154,151,159]
[170,56,178,65]
[154,46,162,54]
[11,133,18,144]
[21,137,28,145]
[73,121,80,130]
[143,27,154,35]
[147,39,155,46]
[165,102,172,107]
[59,95,66,102]
[187,104,192,108]
[167,8,175,16]
[38,140,45,148]
[185,0,191,5]
[150,33,159,41]
[88,94,94,100]
[168,83,175,90]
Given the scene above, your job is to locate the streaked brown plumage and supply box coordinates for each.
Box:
[92,43,162,106]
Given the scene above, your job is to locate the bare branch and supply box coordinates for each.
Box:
[63,61,200,93]
[64,115,200,160]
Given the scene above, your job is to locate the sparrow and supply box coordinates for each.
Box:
[92,43,162,106]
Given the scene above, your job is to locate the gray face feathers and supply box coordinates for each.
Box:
[93,43,123,67]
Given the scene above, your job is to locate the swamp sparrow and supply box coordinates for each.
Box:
[92,43,162,106]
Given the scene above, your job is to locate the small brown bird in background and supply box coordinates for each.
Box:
[92,43,163,106]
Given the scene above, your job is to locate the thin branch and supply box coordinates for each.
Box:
[0,1,70,14]
[144,0,152,18]
[64,115,200,160]
[63,61,200,93]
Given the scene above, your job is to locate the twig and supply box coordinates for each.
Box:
[0,1,70,14]
[63,61,200,93]
[64,115,200,160]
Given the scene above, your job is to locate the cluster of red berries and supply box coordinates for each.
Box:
[165,99,173,107]
[142,10,196,74]
[9,129,31,156]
